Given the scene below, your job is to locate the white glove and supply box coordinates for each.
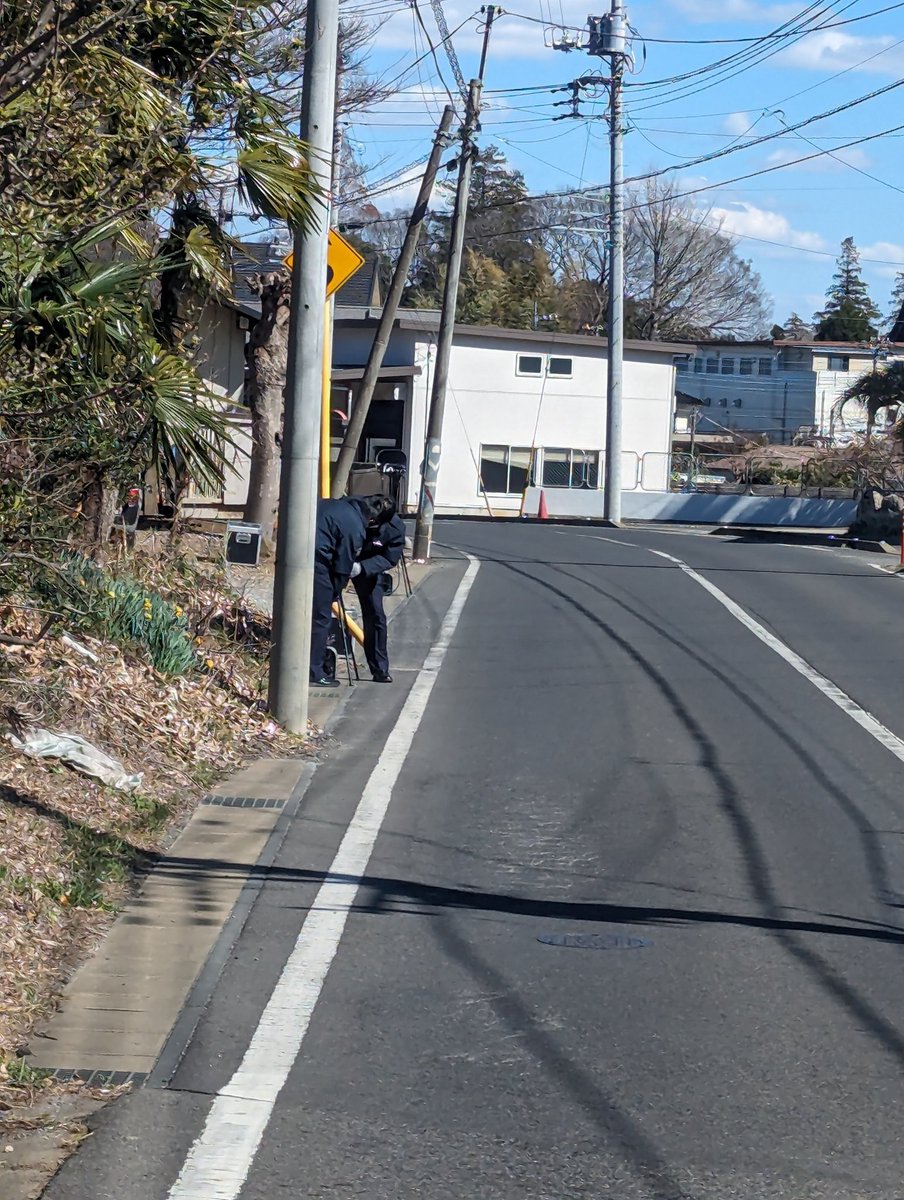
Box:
[350,562,362,578]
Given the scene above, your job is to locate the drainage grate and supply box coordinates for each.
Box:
[201,795,286,809]
[41,1068,147,1087]
[537,932,651,950]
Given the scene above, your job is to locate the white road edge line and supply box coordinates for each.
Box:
[648,548,904,765]
[550,530,641,550]
[167,554,481,1200]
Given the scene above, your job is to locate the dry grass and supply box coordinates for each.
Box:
[0,547,313,1066]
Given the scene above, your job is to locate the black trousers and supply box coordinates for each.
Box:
[310,561,337,682]
[353,572,389,676]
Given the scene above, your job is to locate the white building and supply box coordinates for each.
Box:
[331,306,688,515]
[673,340,902,444]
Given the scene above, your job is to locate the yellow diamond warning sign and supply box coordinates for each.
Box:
[283,229,365,299]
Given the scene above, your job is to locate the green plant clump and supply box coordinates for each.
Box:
[50,554,197,676]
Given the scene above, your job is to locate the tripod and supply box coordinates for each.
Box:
[335,590,360,685]
[398,552,413,598]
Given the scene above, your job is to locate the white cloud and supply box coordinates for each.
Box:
[368,0,591,61]
[669,0,800,22]
[779,30,904,74]
[765,143,874,172]
[706,201,828,254]
[722,112,755,136]
[860,241,904,278]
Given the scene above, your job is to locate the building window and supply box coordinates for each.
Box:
[542,447,600,489]
[702,397,711,406]
[693,357,704,374]
[674,355,690,374]
[720,358,735,375]
[480,445,532,494]
[516,355,543,376]
[740,358,754,375]
[718,397,728,407]
[733,398,743,407]
[757,357,773,376]
[827,354,850,372]
[706,358,719,374]
[548,356,573,378]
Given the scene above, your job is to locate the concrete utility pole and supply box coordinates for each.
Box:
[268,0,339,732]
[331,105,455,499]
[588,0,629,525]
[413,7,495,561]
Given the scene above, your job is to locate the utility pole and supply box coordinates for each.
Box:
[413,7,495,561]
[331,105,455,499]
[268,0,339,732]
[588,0,629,524]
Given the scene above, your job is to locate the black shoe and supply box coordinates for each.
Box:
[311,677,340,689]
[371,672,393,683]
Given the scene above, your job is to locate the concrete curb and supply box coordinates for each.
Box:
[147,761,317,1088]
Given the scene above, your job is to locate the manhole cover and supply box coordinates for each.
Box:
[537,932,650,949]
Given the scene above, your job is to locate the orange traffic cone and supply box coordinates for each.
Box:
[538,490,549,520]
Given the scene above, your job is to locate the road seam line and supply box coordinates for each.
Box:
[165,554,480,1200]
[648,548,904,766]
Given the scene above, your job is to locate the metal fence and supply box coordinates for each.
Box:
[660,452,865,498]
[535,447,874,498]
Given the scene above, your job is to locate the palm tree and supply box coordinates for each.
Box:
[838,361,904,442]
[0,1,321,551]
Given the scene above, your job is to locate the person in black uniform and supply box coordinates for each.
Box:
[350,496,406,683]
[310,495,383,688]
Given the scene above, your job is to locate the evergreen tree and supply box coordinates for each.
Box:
[777,312,813,340]
[405,145,557,329]
[813,238,880,341]
[886,271,904,341]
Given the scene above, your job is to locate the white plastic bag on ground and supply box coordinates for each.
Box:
[6,729,143,792]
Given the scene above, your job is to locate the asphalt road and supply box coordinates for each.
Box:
[47,523,904,1200]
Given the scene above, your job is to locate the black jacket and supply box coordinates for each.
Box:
[358,514,406,577]
[315,497,368,590]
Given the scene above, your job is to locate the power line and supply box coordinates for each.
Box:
[624,1,861,111]
[498,0,904,43]
[621,71,904,188]
[345,120,904,267]
[773,113,904,197]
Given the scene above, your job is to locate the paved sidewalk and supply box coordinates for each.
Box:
[26,557,430,1084]
[27,777,303,1079]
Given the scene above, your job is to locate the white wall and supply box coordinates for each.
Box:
[404,331,676,513]
[197,304,246,402]
[523,486,857,528]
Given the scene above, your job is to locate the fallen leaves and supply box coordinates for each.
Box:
[0,555,309,1065]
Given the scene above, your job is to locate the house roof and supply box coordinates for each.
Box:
[335,306,696,356]
[333,257,381,307]
[230,240,380,316]
[231,241,288,309]
[678,337,903,353]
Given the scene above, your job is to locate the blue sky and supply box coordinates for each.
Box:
[341,0,904,328]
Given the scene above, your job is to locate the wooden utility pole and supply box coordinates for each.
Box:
[331,105,455,499]
[412,7,494,561]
